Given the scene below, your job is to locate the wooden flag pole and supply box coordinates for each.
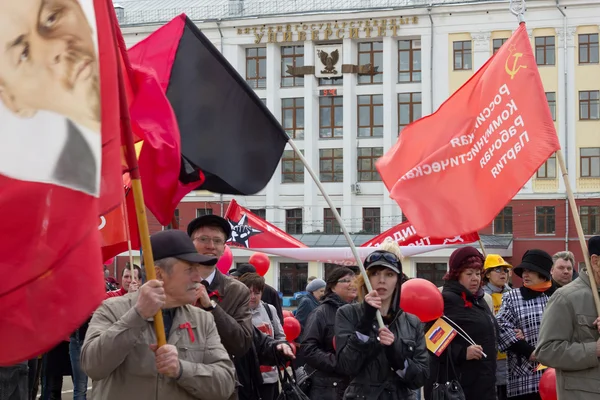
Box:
[478,239,488,258]
[556,150,600,315]
[288,139,385,329]
[110,5,167,347]
[121,188,136,281]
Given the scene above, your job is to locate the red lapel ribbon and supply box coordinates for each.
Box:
[179,322,195,343]
[208,290,222,303]
[461,292,473,309]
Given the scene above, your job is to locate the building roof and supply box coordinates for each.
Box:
[115,0,506,26]
[291,233,512,249]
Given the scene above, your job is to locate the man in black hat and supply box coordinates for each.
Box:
[81,230,236,400]
[187,215,253,400]
[231,263,284,322]
[535,236,600,400]
[496,249,557,400]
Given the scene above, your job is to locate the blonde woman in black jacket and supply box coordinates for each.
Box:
[335,250,429,400]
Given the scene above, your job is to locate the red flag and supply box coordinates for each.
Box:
[113,20,201,227]
[377,24,560,238]
[100,186,141,262]
[225,199,307,249]
[0,0,122,364]
[361,221,480,248]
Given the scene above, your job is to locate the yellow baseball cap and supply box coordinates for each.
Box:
[484,254,512,270]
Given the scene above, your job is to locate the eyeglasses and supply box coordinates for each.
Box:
[365,251,400,266]
[491,267,510,274]
[193,236,225,246]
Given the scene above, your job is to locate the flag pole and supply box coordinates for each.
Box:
[109,4,167,347]
[122,188,136,281]
[288,139,385,329]
[556,150,600,314]
[508,0,600,315]
[478,239,487,258]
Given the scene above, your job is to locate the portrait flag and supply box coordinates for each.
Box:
[128,14,289,196]
[0,0,122,365]
[224,199,307,250]
[360,221,480,248]
[376,23,561,238]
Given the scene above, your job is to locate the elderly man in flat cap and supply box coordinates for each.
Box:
[535,236,600,400]
[81,230,236,400]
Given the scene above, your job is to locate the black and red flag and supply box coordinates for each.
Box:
[128,14,289,195]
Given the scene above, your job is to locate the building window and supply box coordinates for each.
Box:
[324,208,341,234]
[579,91,600,120]
[165,209,180,229]
[357,147,383,181]
[282,98,304,139]
[249,209,266,219]
[494,206,513,234]
[358,42,383,84]
[281,45,304,87]
[581,148,600,177]
[246,47,266,89]
[398,92,422,133]
[580,206,600,235]
[319,96,343,139]
[286,209,303,234]
[537,153,556,179]
[281,150,304,183]
[357,95,383,137]
[453,41,472,70]
[196,208,213,217]
[493,38,508,54]
[319,149,343,182]
[546,92,556,121]
[416,263,447,287]
[319,76,344,86]
[279,263,308,296]
[535,36,555,66]
[579,34,599,64]
[362,208,381,234]
[536,206,556,235]
[398,39,421,82]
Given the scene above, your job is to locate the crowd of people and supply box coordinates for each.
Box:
[1,212,600,400]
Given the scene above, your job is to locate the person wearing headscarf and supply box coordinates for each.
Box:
[424,247,497,400]
[335,250,429,399]
[496,249,556,400]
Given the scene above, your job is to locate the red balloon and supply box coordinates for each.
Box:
[282,310,294,319]
[216,245,233,274]
[288,341,297,355]
[400,278,444,322]
[283,317,301,342]
[249,252,270,276]
[539,368,557,400]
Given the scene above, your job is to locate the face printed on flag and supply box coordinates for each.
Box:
[0,0,101,196]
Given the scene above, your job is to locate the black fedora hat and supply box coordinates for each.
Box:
[187,215,232,240]
[513,249,553,280]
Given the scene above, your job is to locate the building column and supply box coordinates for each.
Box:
[420,32,433,116]
[342,38,358,232]
[303,41,319,233]
[265,43,281,225]
[382,36,398,231]
[558,27,578,192]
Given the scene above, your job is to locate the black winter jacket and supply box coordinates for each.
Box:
[423,280,497,400]
[301,293,350,400]
[335,302,429,400]
[237,326,288,400]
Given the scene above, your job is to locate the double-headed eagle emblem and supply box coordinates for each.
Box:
[317,49,340,75]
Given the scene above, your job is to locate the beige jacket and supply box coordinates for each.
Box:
[535,271,600,400]
[81,293,236,400]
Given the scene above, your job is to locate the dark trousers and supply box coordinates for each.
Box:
[509,393,541,400]
[0,363,28,400]
[259,382,279,400]
[497,385,507,400]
